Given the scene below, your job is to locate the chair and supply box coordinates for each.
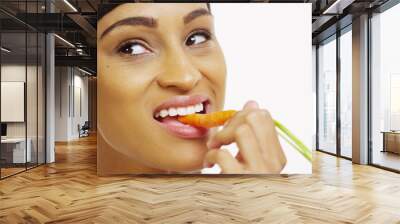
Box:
[78,121,90,138]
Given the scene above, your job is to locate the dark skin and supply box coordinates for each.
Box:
[97,3,286,174]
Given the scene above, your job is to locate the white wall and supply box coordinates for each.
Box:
[74,73,89,124]
[1,66,26,127]
[204,4,312,174]
[1,65,38,138]
[54,67,89,141]
[1,65,26,140]
[71,73,89,138]
[1,82,25,122]
[55,66,69,141]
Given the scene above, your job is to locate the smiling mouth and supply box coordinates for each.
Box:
[154,101,208,120]
[153,95,210,139]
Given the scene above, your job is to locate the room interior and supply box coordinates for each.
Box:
[0,0,399,223]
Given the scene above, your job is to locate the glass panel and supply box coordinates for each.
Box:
[38,32,45,165]
[27,30,38,169]
[0,1,46,178]
[340,28,352,158]
[371,3,400,171]
[1,30,27,177]
[26,0,38,169]
[318,36,337,154]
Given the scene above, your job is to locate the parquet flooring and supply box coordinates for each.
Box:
[1,167,26,178]
[0,134,399,223]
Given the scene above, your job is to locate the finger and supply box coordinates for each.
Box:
[206,100,259,149]
[234,124,266,170]
[235,152,245,163]
[204,149,243,174]
[222,100,259,135]
[245,110,281,156]
[207,108,258,149]
[246,110,287,172]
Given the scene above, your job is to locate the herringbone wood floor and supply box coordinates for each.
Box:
[0,135,399,224]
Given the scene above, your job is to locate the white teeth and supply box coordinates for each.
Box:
[160,109,169,118]
[177,107,187,116]
[168,108,178,116]
[194,104,201,112]
[187,106,195,114]
[155,102,205,118]
[195,103,203,112]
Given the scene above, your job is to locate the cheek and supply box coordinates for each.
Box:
[98,57,158,133]
[196,49,227,105]
[98,59,158,156]
[99,59,156,103]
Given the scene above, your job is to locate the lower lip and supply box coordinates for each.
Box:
[158,117,209,139]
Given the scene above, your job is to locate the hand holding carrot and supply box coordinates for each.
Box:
[186,101,287,174]
[178,107,312,163]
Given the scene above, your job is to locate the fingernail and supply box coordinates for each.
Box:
[243,100,259,109]
[248,100,259,108]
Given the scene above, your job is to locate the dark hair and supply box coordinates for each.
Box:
[98,2,211,20]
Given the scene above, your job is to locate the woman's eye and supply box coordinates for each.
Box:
[118,42,150,56]
[186,32,210,46]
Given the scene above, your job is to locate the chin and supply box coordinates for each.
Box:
[152,145,208,172]
[169,161,204,173]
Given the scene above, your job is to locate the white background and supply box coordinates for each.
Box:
[202,3,312,174]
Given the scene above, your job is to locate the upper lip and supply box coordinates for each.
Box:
[153,94,209,115]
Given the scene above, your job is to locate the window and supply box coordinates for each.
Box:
[318,36,337,155]
[339,27,352,158]
[370,2,400,171]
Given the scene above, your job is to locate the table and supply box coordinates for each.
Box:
[381,131,400,154]
[1,138,31,164]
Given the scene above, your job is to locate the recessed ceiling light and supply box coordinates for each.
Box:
[1,47,11,53]
[63,0,78,12]
[77,67,93,76]
[322,0,354,15]
[54,34,75,48]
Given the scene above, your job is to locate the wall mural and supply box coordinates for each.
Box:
[97,3,312,175]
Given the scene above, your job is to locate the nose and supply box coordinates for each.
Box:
[157,47,201,92]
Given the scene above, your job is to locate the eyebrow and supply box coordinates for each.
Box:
[183,8,211,25]
[100,8,211,39]
[100,17,157,39]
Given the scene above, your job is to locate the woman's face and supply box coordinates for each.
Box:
[97,3,226,172]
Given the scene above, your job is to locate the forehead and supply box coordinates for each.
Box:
[98,3,209,32]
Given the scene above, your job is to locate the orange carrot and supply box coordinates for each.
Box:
[178,110,237,128]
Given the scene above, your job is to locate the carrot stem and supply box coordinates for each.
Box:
[273,119,312,162]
